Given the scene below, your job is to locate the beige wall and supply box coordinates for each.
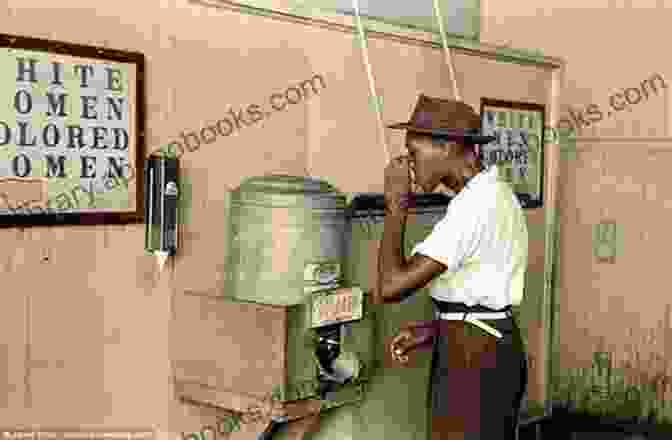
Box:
[482,1,672,404]
[0,0,565,439]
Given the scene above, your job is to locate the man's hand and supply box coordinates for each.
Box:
[384,155,412,214]
[369,287,384,305]
[390,321,437,364]
[243,395,323,425]
[241,393,288,424]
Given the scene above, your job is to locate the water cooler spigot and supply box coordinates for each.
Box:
[314,324,361,400]
[316,329,340,374]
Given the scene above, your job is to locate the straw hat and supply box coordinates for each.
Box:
[388,94,496,144]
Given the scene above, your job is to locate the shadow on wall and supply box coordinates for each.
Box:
[499,72,668,147]
[154,74,328,159]
[553,72,667,139]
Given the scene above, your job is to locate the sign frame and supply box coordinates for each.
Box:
[480,98,546,209]
[0,33,145,227]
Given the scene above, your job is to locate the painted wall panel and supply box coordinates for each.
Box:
[481,1,672,426]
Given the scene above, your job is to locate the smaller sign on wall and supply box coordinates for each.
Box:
[593,220,619,264]
[480,98,546,209]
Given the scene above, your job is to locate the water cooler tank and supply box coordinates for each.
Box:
[220,176,376,431]
[225,174,348,306]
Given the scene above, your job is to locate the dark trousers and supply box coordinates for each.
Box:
[427,302,528,440]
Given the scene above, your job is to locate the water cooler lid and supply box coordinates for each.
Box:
[231,174,347,209]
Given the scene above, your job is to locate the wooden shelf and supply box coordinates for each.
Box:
[175,379,322,421]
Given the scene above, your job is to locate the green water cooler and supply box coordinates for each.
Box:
[223,175,379,439]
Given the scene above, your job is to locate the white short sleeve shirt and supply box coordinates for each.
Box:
[410,165,528,309]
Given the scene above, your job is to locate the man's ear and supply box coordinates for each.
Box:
[436,139,455,158]
[455,142,476,161]
[464,148,478,162]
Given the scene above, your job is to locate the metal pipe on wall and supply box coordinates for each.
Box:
[351,0,391,165]
[431,0,462,102]
[542,61,566,419]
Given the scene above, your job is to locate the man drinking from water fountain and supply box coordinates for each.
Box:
[374,94,529,440]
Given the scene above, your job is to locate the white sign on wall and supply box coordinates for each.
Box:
[0,33,144,227]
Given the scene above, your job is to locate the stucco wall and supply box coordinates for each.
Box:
[482,1,672,421]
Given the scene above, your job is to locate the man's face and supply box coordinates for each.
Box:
[405,133,462,193]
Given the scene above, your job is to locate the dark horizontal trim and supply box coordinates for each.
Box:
[549,405,672,436]
[348,193,452,214]
[0,212,143,228]
[0,33,145,64]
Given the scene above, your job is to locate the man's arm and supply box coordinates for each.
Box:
[375,208,447,304]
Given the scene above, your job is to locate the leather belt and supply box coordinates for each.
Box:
[435,310,512,339]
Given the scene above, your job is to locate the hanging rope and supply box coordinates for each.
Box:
[432,0,462,102]
[351,0,462,201]
[352,0,391,165]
